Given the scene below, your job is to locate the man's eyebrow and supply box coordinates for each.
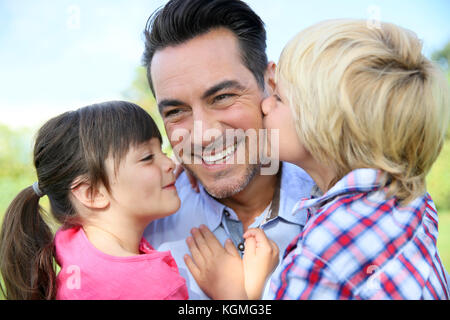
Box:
[158,99,186,113]
[157,80,244,112]
[202,80,245,100]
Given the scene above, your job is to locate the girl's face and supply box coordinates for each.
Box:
[105,138,180,222]
[261,80,310,167]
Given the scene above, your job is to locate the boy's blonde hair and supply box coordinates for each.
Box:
[277,19,449,204]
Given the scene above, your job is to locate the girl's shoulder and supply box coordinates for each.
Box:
[55,227,188,300]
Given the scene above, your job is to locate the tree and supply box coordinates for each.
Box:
[432,41,450,71]
[0,125,36,217]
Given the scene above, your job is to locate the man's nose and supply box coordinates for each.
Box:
[192,109,223,147]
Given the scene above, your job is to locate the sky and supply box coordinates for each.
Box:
[0,0,449,129]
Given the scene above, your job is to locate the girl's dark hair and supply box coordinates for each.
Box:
[0,101,161,299]
[143,0,268,94]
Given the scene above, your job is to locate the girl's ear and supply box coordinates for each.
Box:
[264,61,277,95]
[70,178,110,210]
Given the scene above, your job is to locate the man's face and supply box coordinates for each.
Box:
[150,28,267,198]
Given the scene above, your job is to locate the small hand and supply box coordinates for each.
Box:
[242,228,279,300]
[184,225,247,300]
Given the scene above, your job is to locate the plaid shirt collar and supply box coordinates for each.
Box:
[292,168,384,217]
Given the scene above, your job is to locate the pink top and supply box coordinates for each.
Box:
[54,227,189,300]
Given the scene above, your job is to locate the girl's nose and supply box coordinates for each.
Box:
[261,96,275,116]
[162,153,176,173]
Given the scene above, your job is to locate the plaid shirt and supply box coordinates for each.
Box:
[269,168,449,300]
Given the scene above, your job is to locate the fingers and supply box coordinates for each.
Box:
[224,238,241,258]
[244,235,256,256]
[243,228,279,263]
[269,239,280,257]
[243,228,271,248]
[190,227,213,258]
[184,253,201,281]
[186,235,206,266]
[198,224,224,252]
[243,228,265,239]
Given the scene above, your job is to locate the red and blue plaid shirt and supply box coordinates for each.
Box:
[269,168,449,299]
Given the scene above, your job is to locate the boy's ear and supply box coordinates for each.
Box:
[264,61,277,95]
[70,178,110,210]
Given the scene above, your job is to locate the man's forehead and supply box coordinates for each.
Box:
[150,28,250,99]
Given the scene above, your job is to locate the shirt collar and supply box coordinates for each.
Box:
[200,185,227,231]
[199,162,315,230]
[292,168,384,215]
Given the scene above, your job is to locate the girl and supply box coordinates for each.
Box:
[262,20,449,299]
[0,101,188,300]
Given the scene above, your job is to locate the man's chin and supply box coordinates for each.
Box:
[185,163,260,199]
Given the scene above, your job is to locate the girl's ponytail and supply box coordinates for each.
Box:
[0,185,57,300]
[0,101,163,299]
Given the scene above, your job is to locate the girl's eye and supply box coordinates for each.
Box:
[140,154,154,162]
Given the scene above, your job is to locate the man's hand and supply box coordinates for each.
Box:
[243,228,279,300]
[184,225,247,300]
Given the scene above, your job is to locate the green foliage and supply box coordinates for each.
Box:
[122,66,173,156]
[0,125,36,218]
[0,125,35,178]
[427,140,450,211]
[432,41,450,70]
[437,212,450,272]
[428,44,450,206]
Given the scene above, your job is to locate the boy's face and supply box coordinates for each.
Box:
[150,28,267,199]
[105,138,180,221]
[261,79,310,168]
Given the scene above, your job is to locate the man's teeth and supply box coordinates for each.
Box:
[202,143,237,164]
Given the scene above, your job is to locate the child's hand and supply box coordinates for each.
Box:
[243,228,279,300]
[184,225,247,300]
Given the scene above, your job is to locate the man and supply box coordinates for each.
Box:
[143,0,314,299]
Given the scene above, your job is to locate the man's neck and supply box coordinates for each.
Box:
[219,172,277,231]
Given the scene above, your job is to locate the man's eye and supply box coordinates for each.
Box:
[140,154,154,162]
[274,94,282,102]
[164,109,182,118]
[214,94,235,103]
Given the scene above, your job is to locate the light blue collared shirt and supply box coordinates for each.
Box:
[144,162,314,299]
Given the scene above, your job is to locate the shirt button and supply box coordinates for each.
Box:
[238,242,245,251]
[224,210,230,217]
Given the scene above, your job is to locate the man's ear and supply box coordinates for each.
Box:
[264,61,277,96]
[70,178,110,210]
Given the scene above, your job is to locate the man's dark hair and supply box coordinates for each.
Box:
[142,0,268,95]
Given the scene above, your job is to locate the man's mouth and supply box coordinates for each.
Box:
[202,141,238,165]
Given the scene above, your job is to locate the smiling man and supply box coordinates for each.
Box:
[143,0,315,299]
